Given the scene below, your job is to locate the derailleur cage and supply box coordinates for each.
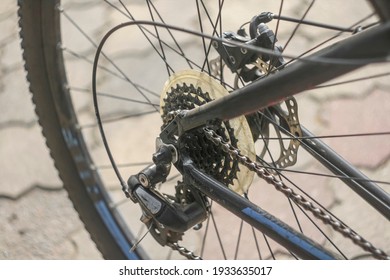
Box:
[126,125,208,246]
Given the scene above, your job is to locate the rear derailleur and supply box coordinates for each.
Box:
[124,131,209,246]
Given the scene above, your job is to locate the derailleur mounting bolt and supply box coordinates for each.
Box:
[138,173,150,188]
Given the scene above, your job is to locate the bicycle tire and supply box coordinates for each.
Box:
[18,0,390,259]
[18,0,138,260]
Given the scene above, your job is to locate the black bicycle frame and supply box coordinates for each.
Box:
[182,158,339,259]
[172,20,390,258]
[180,23,390,130]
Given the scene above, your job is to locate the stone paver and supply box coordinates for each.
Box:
[0,187,101,259]
[0,0,102,260]
[320,86,390,168]
[0,0,388,260]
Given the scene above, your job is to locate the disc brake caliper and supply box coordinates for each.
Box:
[212,12,284,81]
[212,12,302,169]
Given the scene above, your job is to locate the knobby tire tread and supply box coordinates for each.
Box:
[17,0,127,260]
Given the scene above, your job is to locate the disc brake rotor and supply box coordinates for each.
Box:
[160,70,255,195]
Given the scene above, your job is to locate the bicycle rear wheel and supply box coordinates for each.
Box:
[19,0,390,259]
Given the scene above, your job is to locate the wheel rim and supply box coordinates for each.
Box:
[40,0,390,259]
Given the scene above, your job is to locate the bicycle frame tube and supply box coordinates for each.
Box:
[177,22,390,219]
[301,127,390,220]
[179,23,390,132]
[369,0,390,21]
[182,158,339,260]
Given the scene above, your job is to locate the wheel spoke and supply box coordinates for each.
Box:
[315,72,390,88]
[107,0,196,73]
[196,0,211,74]
[210,210,228,259]
[62,8,159,111]
[198,0,225,75]
[258,165,390,186]
[257,111,390,186]
[283,0,315,51]
[200,207,211,258]
[41,0,390,260]
[234,219,244,259]
[256,109,305,236]
[146,0,174,76]
[250,226,263,259]
[266,0,284,74]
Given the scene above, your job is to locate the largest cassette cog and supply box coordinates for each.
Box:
[160,70,255,195]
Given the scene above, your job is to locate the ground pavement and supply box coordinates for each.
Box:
[0,0,389,259]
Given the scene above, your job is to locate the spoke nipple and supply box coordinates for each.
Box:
[352,26,363,34]
[193,223,202,230]
[56,4,64,13]
[57,43,66,51]
[140,213,151,223]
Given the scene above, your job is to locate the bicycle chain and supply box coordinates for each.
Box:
[162,113,388,260]
[167,242,202,260]
[203,127,390,260]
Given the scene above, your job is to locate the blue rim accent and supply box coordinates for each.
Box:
[95,200,140,260]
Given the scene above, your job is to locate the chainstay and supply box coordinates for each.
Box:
[203,127,390,260]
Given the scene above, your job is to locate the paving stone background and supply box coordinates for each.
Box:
[0,0,388,260]
[0,0,102,260]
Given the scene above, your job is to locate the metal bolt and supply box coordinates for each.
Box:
[193,223,202,230]
[138,173,149,188]
[140,213,151,223]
